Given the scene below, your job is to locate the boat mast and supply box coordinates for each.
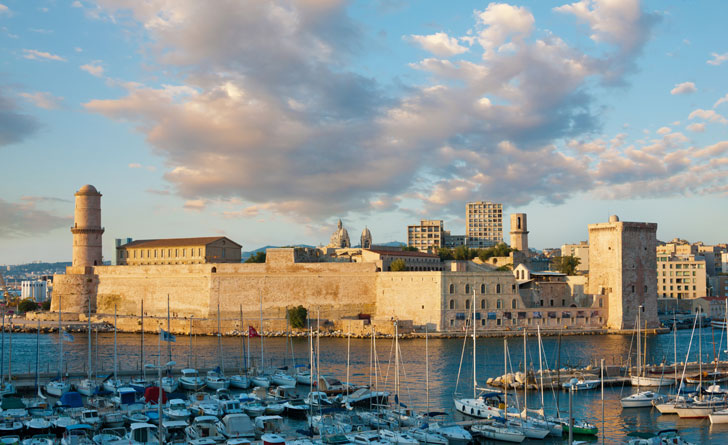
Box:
[347,326,351,399]
[141,299,144,381]
[113,304,118,383]
[472,288,476,399]
[504,338,508,415]
[699,307,703,400]
[260,292,264,370]
[167,294,171,364]
[636,306,641,390]
[217,302,223,375]
[88,294,92,380]
[240,305,245,375]
[425,323,430,415]
[188,318,192,369]
[537,326,545,412]
[58,293,62,380]
[523,328,527,419]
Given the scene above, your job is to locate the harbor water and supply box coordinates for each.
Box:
[3,326,728,444]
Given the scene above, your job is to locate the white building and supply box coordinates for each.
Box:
[21,280,48,302]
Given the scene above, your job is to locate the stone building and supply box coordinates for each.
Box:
[361,248,443,272]
[328,220,351,248]
[360,227,372,249]
[656,251,707,299]
[407,219,445,252]
[116,237,242,265]
[509,213,529,254]
[587,215,658,329]
[561,241,589,272]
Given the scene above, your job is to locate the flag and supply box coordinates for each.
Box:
[161,329,176,342]
[62,331,74,342]
[248,326,260,337]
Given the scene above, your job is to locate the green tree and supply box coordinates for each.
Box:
[245,251,266,263]
[552,255,581,275]
[453,245,471,260]
[390,259,407,271]
[41,300,51,311]
[287,306,308,329]
[436,248,454,261]
[18,299,38,313]
[401,246,419,252]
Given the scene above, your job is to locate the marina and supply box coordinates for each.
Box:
[0,321,724,443]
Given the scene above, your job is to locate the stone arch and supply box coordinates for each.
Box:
[481,283,486,294]
[449,299,455,310]
[449,283,455,294]
[496,283,501,293]
[481,299,486,309]
[465,299,471,310]
[211,267,217,273]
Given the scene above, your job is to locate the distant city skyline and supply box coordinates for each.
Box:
[1,0,727,264]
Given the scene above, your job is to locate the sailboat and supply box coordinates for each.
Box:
[77,295,98,396]
[103,305,124,394]
[454,289,506,419]
[179,318,205,391]
[45,293,72,397]
[205,303,231,390]
[230,305,251,389]
[271,310,296,387]
[161,295,179,393]
[129,300,149,393]
[630,311,671,388]
[250,293,271,388]
[621,307,665,408]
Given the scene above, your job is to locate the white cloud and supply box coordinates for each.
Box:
[74,47,83,53]
[80,61,104,77]
[128,163,142,168]
[18,91,63,109]
[670,81,696,95]
[689,108,728,124]
[707,52,728,66]
[475,3,534,58]
[0,198,72,239]
[714,93,728,109]
[22,49,66,62]
[687,123,705,133]
[656,126,671,135]
[408,32,468,57]
[183,199,206,212]
[71,1,83,8]
[0,4,9,14]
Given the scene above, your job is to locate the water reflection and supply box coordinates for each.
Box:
[1,328,724,444]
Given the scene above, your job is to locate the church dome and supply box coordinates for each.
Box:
[362,227,371,237]
[609,215,620,223]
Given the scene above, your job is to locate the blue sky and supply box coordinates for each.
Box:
[1,0,727,264]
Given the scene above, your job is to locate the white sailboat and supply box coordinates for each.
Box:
[103,305,124,394]
[230,305,251,390]
[161,295,179,393]
[622,307,664,408]
[251,293,271,388]
[206,303,231,390]
[45,293,72,397]
[77,295,98,396]
[710,299,728,424]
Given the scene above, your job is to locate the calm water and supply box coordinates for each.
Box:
[3,326,728,444]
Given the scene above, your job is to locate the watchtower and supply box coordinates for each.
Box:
[509,213,529,254]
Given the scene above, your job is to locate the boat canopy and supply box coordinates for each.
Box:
[66,423,93,431]
[59,392,83,408]
[144,386,167,404]
[1,397,26,410]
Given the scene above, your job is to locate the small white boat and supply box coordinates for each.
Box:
[250,375,271,389]
[162,376,179,393]
[185,416,225,444]
[45,380,72,398]
[407,427,449,445]
[270,371,296,387]
[230,375,251,390]
[164,399,192,421]
[295,370,313,385]
[562,379,600,391]
[621,391,664,408]
[23,418,52,436]
[102,378,124,394]
[219,413,255,440]
[348,431,389,445]
[630,375,673,387]
[179,369,206,391]
[471,420,525,443]
[126,422,160,444]
[709,408,728,424]
[453,391,504,418]
[505,418,550,440]
[76,379,98,397]
[379,429,419,445]
[80,410,102,428]
[205,370,230,390]
[427,422,471,445]
[674,397,727,419]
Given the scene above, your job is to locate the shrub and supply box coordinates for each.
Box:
[287,305,308,329]
[18,299,38,313]
[390,259,407,271]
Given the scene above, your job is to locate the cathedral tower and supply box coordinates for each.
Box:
[72,184,105,268]
[509,213,528,254]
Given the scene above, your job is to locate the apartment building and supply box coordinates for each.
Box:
[657,252,707,299]
[407,220,445,252]
[466,201,503,248]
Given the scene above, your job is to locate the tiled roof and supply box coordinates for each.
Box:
[118,236,241,249]
[365,248,439,258]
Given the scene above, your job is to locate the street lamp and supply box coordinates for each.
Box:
[146,360,175,444]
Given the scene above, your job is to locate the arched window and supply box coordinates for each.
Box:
[465,299,471,309]
[465,284,470,294]
[511,299,517,309]
[449,284,455,294]
[496,284,501,294]
[211,267,217,273]
[481,299,486,309]
[481,284,486,294]
[449,299,455,309]
[496,299,502,309]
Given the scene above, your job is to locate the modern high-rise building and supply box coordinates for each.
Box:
[466,201,503,248]
[407,220,445,252]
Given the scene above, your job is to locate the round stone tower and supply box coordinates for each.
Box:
[71,184,105,268]
[509,213,529,254]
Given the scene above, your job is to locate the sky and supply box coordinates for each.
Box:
[1,0,727,264]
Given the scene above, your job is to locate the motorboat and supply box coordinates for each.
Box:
[348,431,389,445]
[76,379,98,397]
[562,379,600,390]
[625,428,696,445]
[621,391,665,408]
[92,427,126,444]
[221,400,245,416]
[185,416,226,444]
[310,415,354,436]
[102,412,125,429]
[80,410,102,429]
[0,419,22,437]
[296,369,313,385]
[250,374,271,389]
[126,422,160,444]
[52,416,78,436]
[504,418,550,440]
[205,370,230,391]
[60,424,94,445]
[219,414,255,440]
[426,422,471,445]
[164,399,192,421]
[709,407,728,424]
[282,399,310,419]
[630,375,673,387]
[0,398,27,419]
[102,378,124,395]
[261,433,286,445]
[378,429,419,445]
[254,415,284,437]
[471,419,525,443]
[557,417,599,436]
[25,434,57,444]
[179,369,206,391]
[407,426,449,445]
[305,391,332,407]
[162,376,179,393]
[124,410,150,425]
[23,418,52,436]
[163,420,189,444]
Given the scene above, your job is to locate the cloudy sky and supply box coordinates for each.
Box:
[1,0,727,264]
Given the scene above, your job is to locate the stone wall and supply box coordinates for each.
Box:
[375,272,444,330]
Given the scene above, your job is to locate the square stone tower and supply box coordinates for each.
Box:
[588,215,658,330]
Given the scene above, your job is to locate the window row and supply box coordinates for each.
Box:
[448,298,518,309]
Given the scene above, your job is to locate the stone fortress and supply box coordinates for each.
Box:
[52,185,660,334]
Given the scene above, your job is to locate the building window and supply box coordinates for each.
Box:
[481,299,485,309]
[481,284,485,294]
[497,299,502,309]
[511,299,517,309]
[562,299,566,306]
[465,284,470,294]
[175,249,178,257]
[198,248,202,257]
[496,284,501,294]
[450,319,454,327]
[449,284,455,294]
[449,299,455,309]
[550,299,554,307]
